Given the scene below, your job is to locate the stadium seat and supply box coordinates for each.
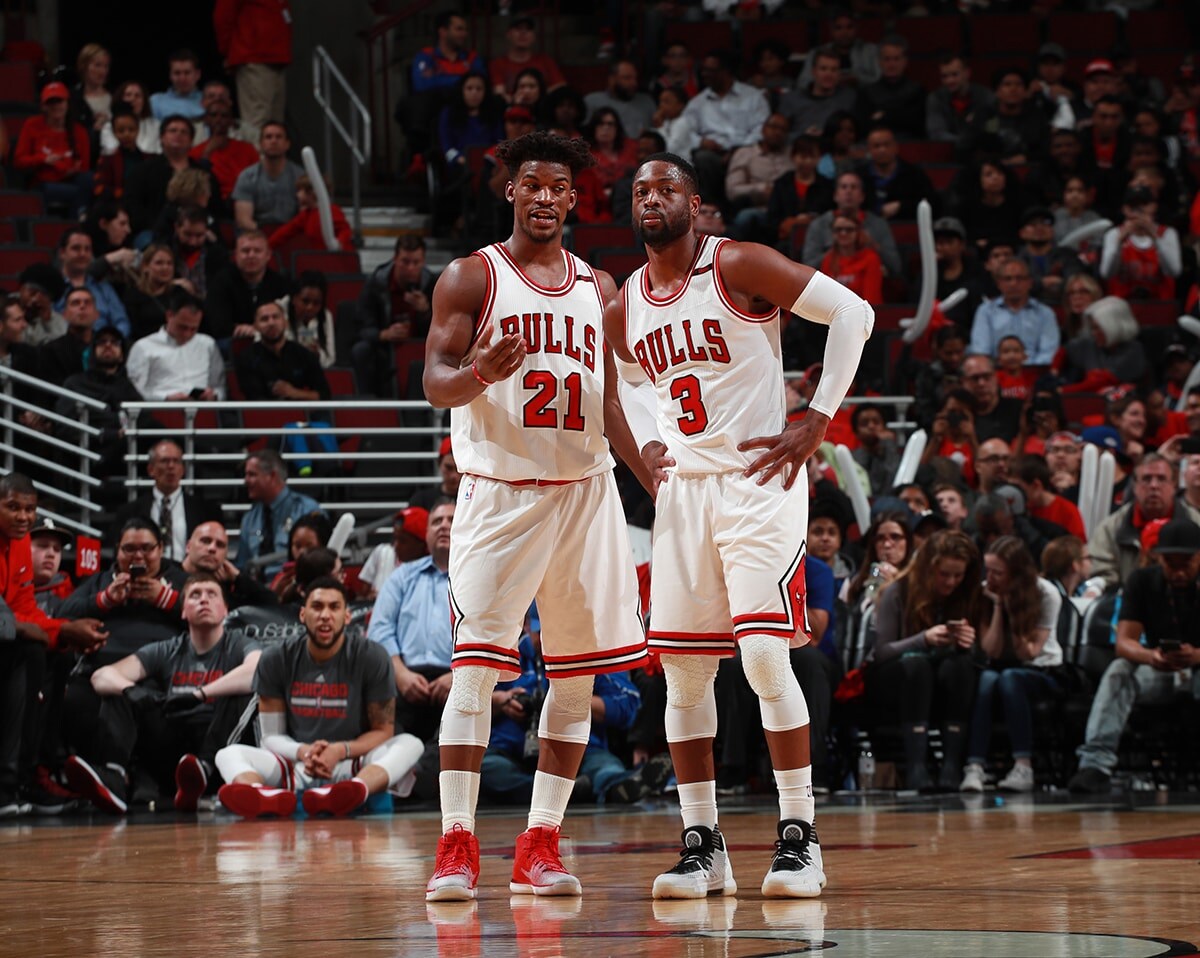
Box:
[0,222,15,244]
[27,219,75,248]
[0,192,44,218]
[897,141,954,165]
[2,40,47,65]
[664,20,734,52]
[592,248,645,286]
[0,246,49,274]
[926,165,958,191]
[1133,300,1182,327]
[560,64,610,97]
[571,223,635,262]
[325,367,357,396]
[1061,393,1105,428]
[1127,8,1190,50]
[968,13,1040,56]
[325,274,366,313]
[1046,11,1118,52]
[0,61,36,103]
[292,250,361,276]
[243,407,302,452]
[893,15,962,55]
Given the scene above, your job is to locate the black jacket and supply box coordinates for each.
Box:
[203,266,291,342]
[110,493,225,550]
[356,261,437,344]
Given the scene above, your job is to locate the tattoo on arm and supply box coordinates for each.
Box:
[367,698,395,732]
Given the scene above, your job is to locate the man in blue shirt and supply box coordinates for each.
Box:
[368,498,454,743]
[968,258,1060,365]
[410,12,486,95]
[234,449,322,577]
[150,50,205,121]
[54,228,129,338]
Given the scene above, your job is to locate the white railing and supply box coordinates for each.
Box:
[0,366,107,536]
[313,45,371,240]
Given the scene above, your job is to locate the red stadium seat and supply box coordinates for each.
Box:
[0,246,48,274]
[0,192,44,218]
[890,221,919,245]
[926,165,958,191]
[0,223,15,244]
[968,14,1040,56]
[243,407,302,452]
[592,248,645,286]
[0,62,36,103]
[333,406,399,457]
[1046,11,1118,52]
[325,274,365,313]
[664,20,734,52]
[571,223,635,262]
[873,304,914,332]
[226,369,244,402]
[325,367,357,396]
[1127,8,1189,49]
[2,41,47,65]
[894,15,962,56]
[897,141,955,165]
[1132,300,1182,327]
[28,219,75,248]
[560,64,610,97]
[1061,393,1105,428]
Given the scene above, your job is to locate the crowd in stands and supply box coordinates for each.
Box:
[3,1,1200,819]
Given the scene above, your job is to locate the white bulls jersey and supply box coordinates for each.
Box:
[452,243,614,483]
[624,235,786,474]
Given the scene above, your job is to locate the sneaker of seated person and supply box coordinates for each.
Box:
[65,756,128,814]
[959,763,986,793]
[174,754,210,812]
[301,779,370,817]
[217,781,297,819]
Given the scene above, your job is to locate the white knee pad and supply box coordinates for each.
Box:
[538,675,594,745]
[440,666,500,749]
[740,634,809,732]
[662,654,719,743]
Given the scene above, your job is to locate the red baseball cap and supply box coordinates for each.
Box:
[1140,517,1169,554]
[394,506,429,540]
[40,81,69,104]
[439,436,453,459]
[1084,59,1115,77]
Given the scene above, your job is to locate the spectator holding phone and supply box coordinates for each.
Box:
[960,536,1063,794]
[1069,518,1200,793]
[867,529,983,791]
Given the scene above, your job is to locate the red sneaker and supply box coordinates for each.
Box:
[302,779,369,817]
[426,824,481,901]
[217,782,296,819]
[174,754,207,812]
[509,826,582,896]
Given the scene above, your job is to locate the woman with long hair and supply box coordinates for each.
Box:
[544,86,586,139]
[511,67,547,117]
[820,212,883,305]
[956,156,1024,252]
[283,270,336,368]
[1106,390,1147,461]
[1061,271,1103,341]
[435,71,503,235]
[816,110,862,181]
[868,528,984,791]
[960,536,1063,793]
[71,42,112,164]
[843,511,913,610]
[124,243,190,341]
[100,80,160,155]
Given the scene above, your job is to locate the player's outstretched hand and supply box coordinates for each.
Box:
[738,413,830,489]
[640,441,676,496]
[474,321,527,384]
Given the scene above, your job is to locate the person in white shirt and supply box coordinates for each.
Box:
[682,49,770,206]
[126,287,225,402]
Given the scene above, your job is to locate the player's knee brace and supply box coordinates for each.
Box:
[740,634,809,733]
[439,666,500,749]
[662,654,719,742]
[538,675,594,745]
[370,733,424,787]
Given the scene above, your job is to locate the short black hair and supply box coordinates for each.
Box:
[120,516,162,544]
[58,226,91,250]
[0,473,36,498]
[167,48,200,67]
[302,574,348,604]
[495,131,595,180]
[851,402,889,431]
[395,235,426,254]
[160,114,195,139]
[635,152,700,196]
[933,325,966,348]
[175,204,207,226]
[435,11,463,31]
[166,286,204,314]
[639,130,667,152]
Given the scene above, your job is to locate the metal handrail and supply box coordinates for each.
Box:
[0,366,108,409]
[312,45,371,238]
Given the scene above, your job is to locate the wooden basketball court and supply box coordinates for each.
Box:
[2,793,1198,957]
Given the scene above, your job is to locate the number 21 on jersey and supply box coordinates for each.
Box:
[523,370,586,431]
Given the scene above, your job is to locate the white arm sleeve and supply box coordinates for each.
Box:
[259,709,302,760]
[616,356,663,452]
[790,271,875,419]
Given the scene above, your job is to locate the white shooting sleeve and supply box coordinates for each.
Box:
[790,271,875,419]
[259,709,302,761]
[616,356,663,452]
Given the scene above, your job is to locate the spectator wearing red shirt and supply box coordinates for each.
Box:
[489,17,565,101]
[921,390,980,487]
[14,82,93,216]
[213,0,293,138]
[0,474,107,816]
[1014,455,1088,542]
[995,335,1037,402]
[189,100,258,199]
[581,107,638,221]
[820,212,883,305]
[269,175,354,252]
[93,107,147,203]
[1099,187,1181,302]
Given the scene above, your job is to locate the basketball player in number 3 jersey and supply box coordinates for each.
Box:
[422,133,652,903]
[609,153,874,900]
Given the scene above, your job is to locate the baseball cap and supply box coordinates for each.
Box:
[40,81,69,104]
[1037,43,1066,62]
[1080,425,1124,454]
[1047,430,1082,446]
[1021,205,1054,227]
[393,506,429,541]
[93,325,125,345]
[18,262,65,300]
[1151,518,1200,555]
[438,436,454,459]
[932,217,966,239]
[30,517,72,546]
[992,483,1026,517]
[1140,517,1169,554]
[1084,58,1115,77]
[505,105,535,123]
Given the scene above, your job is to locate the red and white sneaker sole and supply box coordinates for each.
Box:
[64,756,127,814]
[509,875,583,896]
[301,780,369,817]
[174,755,207,812]
[217,783,296,819]
[426,881,478,902]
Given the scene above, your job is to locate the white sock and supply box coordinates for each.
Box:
[776,766,815,823]
[440,770,480,833]
[677,780,718,830]
[527,771,575,830]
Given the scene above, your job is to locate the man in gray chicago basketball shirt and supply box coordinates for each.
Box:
[215,577,422,818]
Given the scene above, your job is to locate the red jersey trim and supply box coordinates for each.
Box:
[452,657,523,675]
[463,471,588,487]
[546,655,650,677]
[469,250,497,350]
[639,235,708,307]
[713,238,780,324]
[543,641,648,665]
[493,242,577,297]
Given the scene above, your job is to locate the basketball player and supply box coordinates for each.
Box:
[422,132,648,901]
[610,154,873,899]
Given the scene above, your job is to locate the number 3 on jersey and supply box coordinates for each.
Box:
[670,374,709,435]
[523,370,586,431]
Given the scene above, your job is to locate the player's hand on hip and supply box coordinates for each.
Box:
[640,441,675,496]
[474,322,527,384]
[739,413,829,489]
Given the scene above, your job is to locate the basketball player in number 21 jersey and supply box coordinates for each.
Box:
[423,133,652,902]
[610,153,874,899]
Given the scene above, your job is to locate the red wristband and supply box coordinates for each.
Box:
[471,360,494,387]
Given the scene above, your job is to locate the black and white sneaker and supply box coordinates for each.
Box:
[652,825,737,899]
[761,819,826,898]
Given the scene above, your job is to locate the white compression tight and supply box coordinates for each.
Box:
[739,634,809,732]
[439,666,500,749]
[662,654,719,743]
[215,734,423,790]
[538,675,595,745]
